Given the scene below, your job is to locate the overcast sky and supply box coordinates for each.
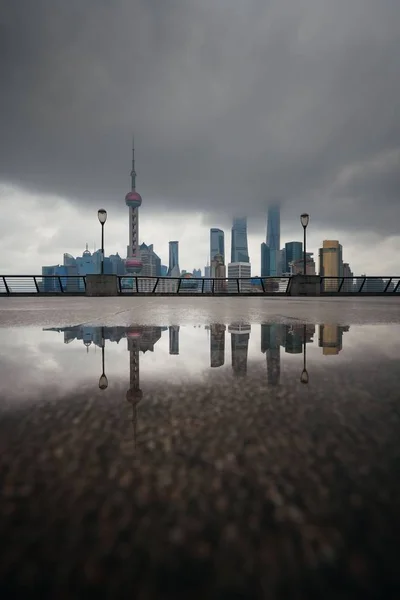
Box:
[1,0,400,275]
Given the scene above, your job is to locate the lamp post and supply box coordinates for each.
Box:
[300,213,309,276]
[300,323,309,384]
[97,209,107,274]
[98,327,108,390]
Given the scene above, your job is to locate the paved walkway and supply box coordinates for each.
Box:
[0,296,399,327]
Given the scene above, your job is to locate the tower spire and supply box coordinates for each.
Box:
[130,134,136,191]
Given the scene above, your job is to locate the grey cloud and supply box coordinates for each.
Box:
[1,0,400,235]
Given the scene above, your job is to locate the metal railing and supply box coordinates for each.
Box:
[319,276,400,294]
[0,275,399,295]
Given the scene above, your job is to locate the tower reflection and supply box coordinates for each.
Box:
[210,324,226,368]
[319,325,350,355]
[169,326,180,355]
[228,323,251,377]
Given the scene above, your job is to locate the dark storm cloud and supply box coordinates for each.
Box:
[1,0,400,234]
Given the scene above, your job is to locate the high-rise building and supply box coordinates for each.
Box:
[266,205,281,276]
[168,241,180,277]
[210,228,225,263]
[169,326,180,355]
[319,240,343,290]
[139,243,162,277]
[211,254,226,291]
[231,218,249,263]
[227,262,251,292]
[261,243,270,277]
[210,324,226,367]
[193,268,202,278]
[291,252,316,275]
[125,137,143,275]
[342,263,354,292]
[285,241,302,274]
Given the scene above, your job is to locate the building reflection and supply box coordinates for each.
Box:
[261,324,316,385]
[44,325,167,446]
[319,325,350,355]
[228,323,251,377]
[210,324,226,368]
[169,326,180,355]
[261,324,284,385]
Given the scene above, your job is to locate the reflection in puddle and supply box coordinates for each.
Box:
[44,323,352,385]
[35,323,355,448]
[1,321,399,598]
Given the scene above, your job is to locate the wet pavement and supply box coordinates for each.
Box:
[0,298,400,598]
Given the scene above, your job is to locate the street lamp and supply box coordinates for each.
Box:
[98,328,108,390]
[300,323,309,384]
[97,209,107,275]
[300,213,309,276]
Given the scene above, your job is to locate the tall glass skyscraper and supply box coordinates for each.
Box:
[285,241,302,274]
[231,218,249,263]
[266,205,281,276]
[261,242,270,277]
[210,228,225,262]
[168,241,180,276]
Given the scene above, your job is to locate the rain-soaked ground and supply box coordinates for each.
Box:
[0,297,400,598]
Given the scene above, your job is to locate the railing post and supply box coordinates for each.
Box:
[337,277,345,293]
[260,277,265,293]
[82,276,86,291]
[3,276,10,295]
[176,278,181,294]
[211,278,215,294]
[152,278,159,293]
[33,276,40,293]
[384,278,392,293]
[201,278,205,294]
[58,276,64,293]
[393,280,400,294]
[236,278,240,294]
[135,277,139,293]
[359,277,366,292]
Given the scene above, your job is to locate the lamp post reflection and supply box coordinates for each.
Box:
[300,324,309,384]
[98,328,108,390]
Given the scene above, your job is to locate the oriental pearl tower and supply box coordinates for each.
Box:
[125,137,143,274]
[126,328,143,448]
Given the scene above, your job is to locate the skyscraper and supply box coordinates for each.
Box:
[266,205,281,276]
[319,240,343,290]
[285,241,302,274]
[210,228,225,263]
[125,137,143,274]
[261,243,270,277]
[231,218,249,263]
[168,241,180,276]
[139,243,162,277]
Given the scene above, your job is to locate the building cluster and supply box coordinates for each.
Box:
[42,141,361,287]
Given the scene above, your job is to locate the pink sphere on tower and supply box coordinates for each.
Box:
[125,191,142,209]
